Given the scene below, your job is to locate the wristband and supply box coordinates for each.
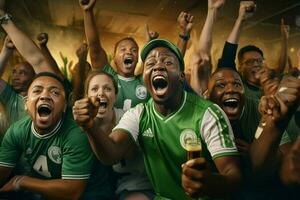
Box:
[179,34,190,41]
[0,13,12,25]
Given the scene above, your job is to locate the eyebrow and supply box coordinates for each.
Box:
[146,52,175,60]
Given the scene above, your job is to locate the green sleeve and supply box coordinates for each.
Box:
[0,124,22,168]
[103,64,117,77]
[61,127,95,180]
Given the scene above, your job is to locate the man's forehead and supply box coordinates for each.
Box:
[30,76,64,89]
[146,47,176,58]
[212,69,241,81]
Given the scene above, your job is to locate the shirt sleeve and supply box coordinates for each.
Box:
[103,64,117,76]
[200,104,239,159]
[0,124,21,168]
[113,104,144,143]
[62,126,95,180]
[217,41,238,70]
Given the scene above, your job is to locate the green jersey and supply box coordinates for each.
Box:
[0,116,114,199]
[114,92,238,200]
[0,80,27,125]
[104,64,150,110]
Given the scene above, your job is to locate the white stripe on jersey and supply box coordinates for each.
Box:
[0,161,15,168]
[113,103,144,143]
[62,174,90,179]
[200,105,237,159]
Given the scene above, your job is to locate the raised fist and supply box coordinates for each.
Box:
[208,0,225,10]
[145,24,159,42]
[177,11,194,34]
[4,35,14,50]
[37,33,48,46]
[238,1,256,21]
[79,0,96,11]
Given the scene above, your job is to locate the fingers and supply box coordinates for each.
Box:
[79,0,96,10]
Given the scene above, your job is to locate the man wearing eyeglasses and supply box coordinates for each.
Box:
[237,45,265,99]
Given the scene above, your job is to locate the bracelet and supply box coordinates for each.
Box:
[179,34,190,41]
[12,176,25,191]
[0,13,12,25]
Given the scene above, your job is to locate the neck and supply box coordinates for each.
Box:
[33,117,63,135]
[154,89,184,117]
[18,90,27,97]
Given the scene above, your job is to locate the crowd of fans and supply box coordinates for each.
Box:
[0,0,299,199]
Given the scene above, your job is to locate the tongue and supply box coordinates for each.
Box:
[155,86,168,96]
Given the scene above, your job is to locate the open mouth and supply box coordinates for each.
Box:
[124,58,133,65]
[221,98,241,119]
[38,104,52,117]
[99,100,108,109]
[222,98,239,109]
[152,75,168,96]
[153,76,168,90]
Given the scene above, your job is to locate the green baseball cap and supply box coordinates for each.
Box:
[140,39,185,71]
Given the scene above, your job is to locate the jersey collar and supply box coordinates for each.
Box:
[152,91,187,122]
[31,118,63,139]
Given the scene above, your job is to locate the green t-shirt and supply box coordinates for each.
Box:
[0,81,27,125]
[104,64,150,111]
[0,116,114,199]
[114,92,238,200]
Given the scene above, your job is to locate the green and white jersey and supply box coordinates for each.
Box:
[0,80,27,125]
[104,64,150,111]
[114,92,238,200]
[112,108,153,194]
[0,116,114,199]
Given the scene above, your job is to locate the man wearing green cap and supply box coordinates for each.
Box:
[74,39,242,200]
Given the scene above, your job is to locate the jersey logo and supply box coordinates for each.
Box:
[48,146,62,164]
[135,85,147,100]
[180,129,197,150]
[25,148,32,155]
[142,128,154,137]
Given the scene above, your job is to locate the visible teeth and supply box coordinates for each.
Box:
[99,101,107,109]
[124,58,133,64]
[224,99,238,103]
[153,76,165,81]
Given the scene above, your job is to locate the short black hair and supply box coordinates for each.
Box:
[238,45,264,63]
[113,37,139,55]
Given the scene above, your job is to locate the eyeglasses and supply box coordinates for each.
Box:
[243,58,264,66]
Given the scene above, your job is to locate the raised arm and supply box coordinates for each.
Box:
[79,0,108,70]
[190,0,224,96]
[218,1,256,70]
[145,24,159,43]
[276,19,289,74]
[0,175,86,200]
[250,75,300,174]
[176,11,194,56]
[73,97,135,165]
[227,1,256,44]
[70,43,89,105]
[0,3,56,75]
[36,32,63,77]
[0,36,14,77]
